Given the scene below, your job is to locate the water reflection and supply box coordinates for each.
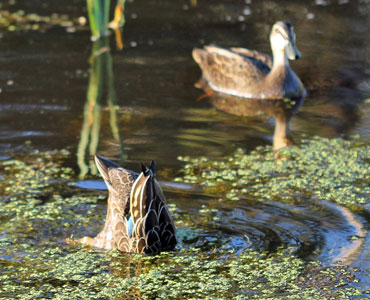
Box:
[77,38,125,178]
[195,79,304,150]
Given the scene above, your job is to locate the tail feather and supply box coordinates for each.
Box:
[93,157,177,254]
[131,163,177,254]
[130,172,150,223]
[192,48,206,65]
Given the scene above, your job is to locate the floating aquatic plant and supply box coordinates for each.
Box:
[0,9,86,32]
[0,0,127,38]
[0,144,368,299]
[176,137,369,208]
[0,245,366,299]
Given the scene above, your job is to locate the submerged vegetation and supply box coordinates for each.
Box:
[0,139,369,299]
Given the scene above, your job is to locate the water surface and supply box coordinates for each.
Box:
[0,0,369,298]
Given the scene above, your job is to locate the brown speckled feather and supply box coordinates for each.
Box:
[230,47,273,69]
[192,21,306,100]
[193,45,270,97]
[129,164,177,254]
[79,156,136,250]
[79,156,177,254]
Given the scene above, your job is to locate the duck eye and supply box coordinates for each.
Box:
[274,28,286,39]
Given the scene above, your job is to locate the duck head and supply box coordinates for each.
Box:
[270,21,301,61]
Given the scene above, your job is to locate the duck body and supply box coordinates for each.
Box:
[79,156,177,254]
[192,21,306,100]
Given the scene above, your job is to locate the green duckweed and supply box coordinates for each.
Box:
[0,9,86,32]
[0,143,368,299]
[176,137,369,208]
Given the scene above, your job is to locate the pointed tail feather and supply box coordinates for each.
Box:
[129,163,177,254]
[94,155,121,189]
[95,155,121,170]
[130,172,150,224]
[149,160,156,174]
[144,176,177,252]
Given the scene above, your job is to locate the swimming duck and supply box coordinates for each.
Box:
[192,21,306,100]
[79,155,177,254]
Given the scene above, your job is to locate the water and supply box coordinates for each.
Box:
[0,0,369,298]
[1,1,369,156]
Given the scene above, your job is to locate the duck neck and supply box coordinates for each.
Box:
[271,49,289,71]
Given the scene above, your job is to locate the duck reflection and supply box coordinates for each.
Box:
[77,37,125,178]
[196,79,304,150]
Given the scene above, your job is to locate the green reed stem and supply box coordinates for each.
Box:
[93,0,103,37]
[104,0,111,28]
[86,0,98,38]
[86,0,111,39]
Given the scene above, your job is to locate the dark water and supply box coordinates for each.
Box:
[0,0,369,278]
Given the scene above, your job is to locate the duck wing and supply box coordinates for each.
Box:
[193,45,271,96]
[230,47,272,69]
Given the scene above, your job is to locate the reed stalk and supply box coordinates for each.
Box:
[86,0,126,41]
[86,0,108,40]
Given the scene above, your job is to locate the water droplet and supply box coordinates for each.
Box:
[78,16,87,26]
[315,0,329,5]
[243,7,251,16]
[307,13,315,19]
[66,27,76,33]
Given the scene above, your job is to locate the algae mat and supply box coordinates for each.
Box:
[0,137,369,299]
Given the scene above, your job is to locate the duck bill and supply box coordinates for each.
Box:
[286,41,301,60]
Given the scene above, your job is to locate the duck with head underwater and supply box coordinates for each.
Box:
[192,21,306,100]
[79,155,177,254]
